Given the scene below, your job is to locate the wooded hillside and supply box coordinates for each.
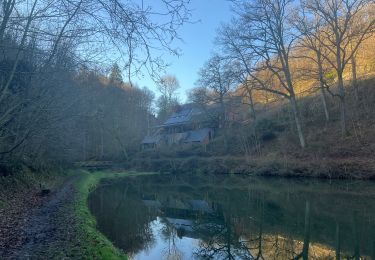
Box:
[0,0,189,174]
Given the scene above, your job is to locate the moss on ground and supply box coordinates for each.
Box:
[72,170,155,260]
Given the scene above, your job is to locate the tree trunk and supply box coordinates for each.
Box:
[290,96,306,148]
[219,93,229,152]
[100,127,104,159]
[337,73,348,136]
[317,54,330,122]
[302,201,310,260]
[83,132,87,161]
[335,222,341,260]
[248,88,257,121]
[335,36,348,136]
[280,46,305,148]
[219,93,226,128]
[320,86,330,123]
[353,213,360,260]
[351,55,359,102]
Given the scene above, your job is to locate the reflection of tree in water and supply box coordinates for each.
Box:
[192,194,313,260]
[291,201,310,260]
[193,215,251,259]
[90,185,156,255]
[122,212,155,257]
[242,191,266,260]
[90,176,375,259]
[340,211,370,260]
[192,194,256,259]
[159,217,183,260]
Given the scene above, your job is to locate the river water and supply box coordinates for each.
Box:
[89,174,375,259]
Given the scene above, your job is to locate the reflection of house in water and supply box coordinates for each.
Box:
[165,218,196,238]
[142,198,215,215]
[142,104,215,149]
[142,197,220,239]
[91,175,375,260]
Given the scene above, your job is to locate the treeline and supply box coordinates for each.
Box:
[193,0,375,148]
[0,0,190,172]
[40,68,154,163]
[0,35,154,167]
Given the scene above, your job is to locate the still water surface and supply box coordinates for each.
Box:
[89,174,375,259]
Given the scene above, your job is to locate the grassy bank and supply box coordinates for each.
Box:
[72,170,155,260]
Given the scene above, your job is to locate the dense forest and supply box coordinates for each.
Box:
[0,0,188,172]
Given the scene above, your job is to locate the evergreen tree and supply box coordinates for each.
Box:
[109,63,123,85]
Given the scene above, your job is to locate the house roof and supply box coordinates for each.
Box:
[158,103,214,127]
[142,199,162,208]
[188,200,213,213]
[142,134,162,144]
[161,107,193,126]
[184,128,211,143]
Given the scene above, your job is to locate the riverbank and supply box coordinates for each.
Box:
[72,170,158,259]
[72,170,128,260]
[129,155,375,180]
[0,169,154,259]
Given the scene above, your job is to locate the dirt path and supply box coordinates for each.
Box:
[1,177,80,259]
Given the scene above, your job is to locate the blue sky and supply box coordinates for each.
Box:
[134,0,233,102]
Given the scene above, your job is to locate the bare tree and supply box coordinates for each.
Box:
[230,0,306,148]
[188,86,210,106]
[196,54,236,128]
[347,4,375,101]
[293,13,332,122]
[217,25,258,121]
[0,0,16,42]
[303,0,375,136]
[158,75,180,104]
[155,74,180,121]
